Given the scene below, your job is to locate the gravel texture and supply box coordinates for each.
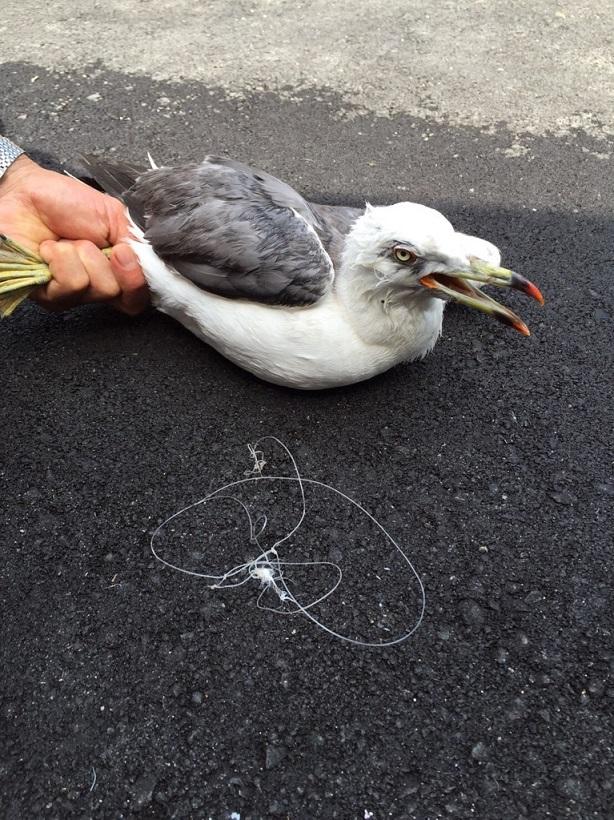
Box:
[3,0,614,138]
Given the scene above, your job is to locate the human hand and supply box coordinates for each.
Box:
[0,155,149,314]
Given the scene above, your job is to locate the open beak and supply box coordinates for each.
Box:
[419,257,544,336]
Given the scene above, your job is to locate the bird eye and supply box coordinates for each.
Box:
[393,247,417,264]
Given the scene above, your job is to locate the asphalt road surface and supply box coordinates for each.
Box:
[1,3,614,818]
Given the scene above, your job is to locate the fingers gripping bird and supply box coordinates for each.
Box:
[0,154,543,390]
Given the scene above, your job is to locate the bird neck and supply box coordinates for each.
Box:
[336,260,444,356]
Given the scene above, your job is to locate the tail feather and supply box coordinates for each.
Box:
[79,155,147,229]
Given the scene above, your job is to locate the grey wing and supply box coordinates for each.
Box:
[308,203,363,269]
[82,155,336,307]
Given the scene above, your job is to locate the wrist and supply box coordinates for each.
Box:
[0,156,47,204]
[0,137,27,184]
[0,154,38,186]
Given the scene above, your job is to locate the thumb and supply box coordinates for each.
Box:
[110,243,150,315]
[111,243,143,280]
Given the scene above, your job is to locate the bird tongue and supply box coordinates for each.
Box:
[426,273,475,296]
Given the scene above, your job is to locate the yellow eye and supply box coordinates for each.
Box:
[393,247,417,264]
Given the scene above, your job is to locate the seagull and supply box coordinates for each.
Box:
[5,155,545,390]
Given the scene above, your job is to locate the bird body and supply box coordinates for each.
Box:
[0,154,543,388]
[135,233,445,388]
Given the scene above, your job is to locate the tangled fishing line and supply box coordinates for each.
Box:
[150,437,425,647]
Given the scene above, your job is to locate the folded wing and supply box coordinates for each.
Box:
[81,155,345,307]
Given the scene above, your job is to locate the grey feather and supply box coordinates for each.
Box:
[309,203,362,268]
[79,155,147,228]
[82,154,362,306]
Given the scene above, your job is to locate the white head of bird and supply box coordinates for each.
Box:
[341,201,543,336]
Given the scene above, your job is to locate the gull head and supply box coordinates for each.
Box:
[344,202,544,335]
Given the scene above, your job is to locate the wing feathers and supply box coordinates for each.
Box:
[82,154,342,306]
